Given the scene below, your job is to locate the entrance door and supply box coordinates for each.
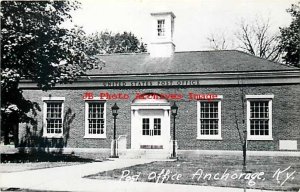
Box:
[131,93,171,150]
[141,117,163,149]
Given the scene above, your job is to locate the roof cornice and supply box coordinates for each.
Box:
[19,70,300,89]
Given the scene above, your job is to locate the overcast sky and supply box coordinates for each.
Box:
[69,0,298,52]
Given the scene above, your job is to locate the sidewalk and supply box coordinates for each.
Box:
[0,159,277,192]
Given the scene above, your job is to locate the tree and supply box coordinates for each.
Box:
[207,33,229,50]
[87,31,147,55]
[1,1,147,145]
[236,19,282,62]
[1,1,102,145]
[234,73,248,173]
[279,2,300,67]
[207,18,282,62]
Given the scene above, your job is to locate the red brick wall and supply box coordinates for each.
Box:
[19,84,300,151]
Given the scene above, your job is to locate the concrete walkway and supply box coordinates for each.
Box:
[0,159,278,192]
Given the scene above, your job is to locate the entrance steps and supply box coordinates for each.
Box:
[118,149,170,159]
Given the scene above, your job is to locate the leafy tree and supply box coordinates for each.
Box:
[1,1,102,145]
[87,31,147,54]
[280,2,300,67]
[1,1,147,145]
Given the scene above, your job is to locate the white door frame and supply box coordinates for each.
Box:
[131,104,171,150]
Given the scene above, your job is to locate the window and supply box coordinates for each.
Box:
[84,100,106,138]
[142,118,150,135]
[197,97,222,140]
[42,97,65,138]
[153,118,161,136]
[246,95,273,140]
[157,19,165,36]
[142,118,161,136]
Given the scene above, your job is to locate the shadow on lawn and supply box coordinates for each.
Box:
[0,151,95,163]
[1,107,97,163]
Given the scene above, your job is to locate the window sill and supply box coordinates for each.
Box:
[247,137,273,141]
[42,135,63,139]
[197,136,222,140]
[84,135,106,139]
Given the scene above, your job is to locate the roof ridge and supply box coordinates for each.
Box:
[174,50,236,53]
[97,52,149,56]
[97,50,237,56]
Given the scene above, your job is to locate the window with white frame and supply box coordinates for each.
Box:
[84,100,106,138]
[246,95,273,140]
[197,96,222,140]
[157,19,165,36]
[42,97,65,137]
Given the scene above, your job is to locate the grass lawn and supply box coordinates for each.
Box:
[0,188,63,191]
[0,162,84,173]
[86,155,300,191]
[0,151,108,173]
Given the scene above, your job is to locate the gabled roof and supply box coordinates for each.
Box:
[88,50,298,75]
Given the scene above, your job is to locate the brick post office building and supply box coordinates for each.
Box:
[19,12,300,157]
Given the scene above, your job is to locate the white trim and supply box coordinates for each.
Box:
[42,97,65,101]
[84,100,107,139]
[246,96,273,140]
[131,105,170,110]
[42,97,65,138]
[245,95,274,99]
[197,101,200,138]
[83,135,106,139]
[196,136,223,140]
[130,98,171,150]
[215,95,223,99]
[83,96,108,101]
[197,96,222,140]
[247,137,273,141]
[42,135,64,139]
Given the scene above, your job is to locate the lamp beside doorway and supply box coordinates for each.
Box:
[110,103,119,158]
[171,102,178,159]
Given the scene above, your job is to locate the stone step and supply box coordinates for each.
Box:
[119,149,170,159]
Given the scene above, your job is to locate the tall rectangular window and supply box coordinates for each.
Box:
[46,102,63,134]
[84,101,106,138]
[197,98,222,140]
[142,118,150,135]
[246,95,273,140]
[153,118,161,136]
[249,101,269,135]
[157,19,165,36]
[42,97,65,137]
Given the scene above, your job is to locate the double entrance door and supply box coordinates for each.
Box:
[131,108,170,150]
[141,117,163,149]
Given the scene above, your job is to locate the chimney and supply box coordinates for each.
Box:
[149,12,176,57]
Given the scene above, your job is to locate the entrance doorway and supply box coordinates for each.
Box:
[131,93,170,150]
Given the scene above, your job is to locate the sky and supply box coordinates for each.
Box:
[69,0,298,52]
